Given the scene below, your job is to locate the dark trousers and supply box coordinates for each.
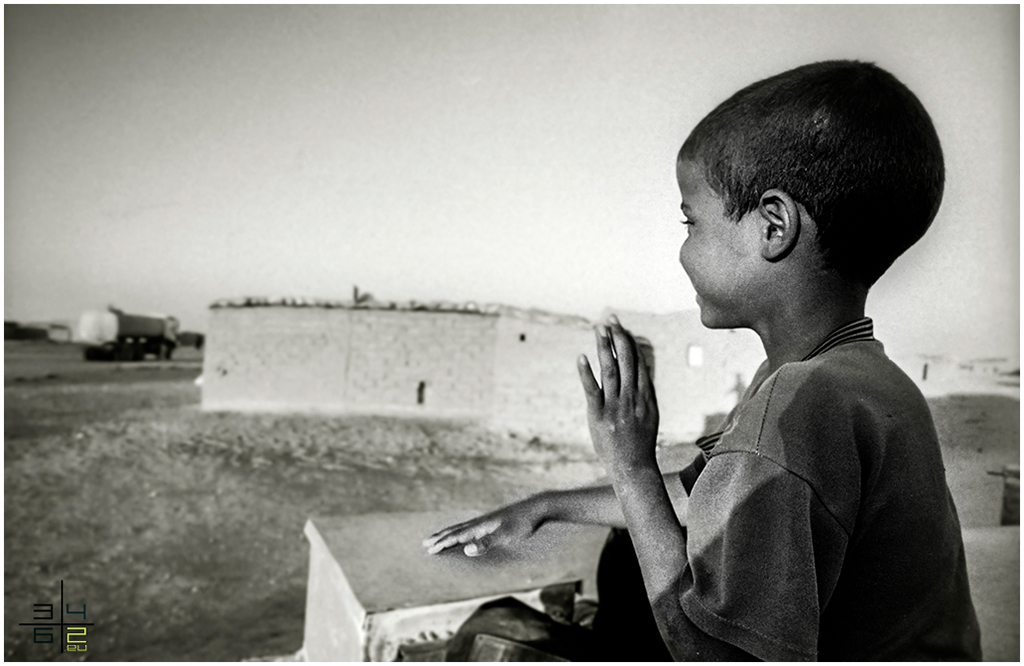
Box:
[591,528,674,661]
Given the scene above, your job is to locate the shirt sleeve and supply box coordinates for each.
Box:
[678,451,848,662]
[677,450,706,495]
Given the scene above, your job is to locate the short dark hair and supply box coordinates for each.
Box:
[678,60,944,286]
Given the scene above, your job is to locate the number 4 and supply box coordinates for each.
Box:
[66,603,86,621]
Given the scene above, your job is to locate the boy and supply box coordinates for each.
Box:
[424,60,981,660]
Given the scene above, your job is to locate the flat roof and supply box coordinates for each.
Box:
[209,295,592,326]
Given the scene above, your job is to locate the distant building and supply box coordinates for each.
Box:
[961,357,1016,376]
[42,323,72,343]
[5,320,73,342]
[202,297,763,445]
[889,353,1020,392]
[4,321,49,340]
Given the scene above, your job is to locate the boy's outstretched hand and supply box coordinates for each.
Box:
[578,316,660,472]
[421,497,545,557]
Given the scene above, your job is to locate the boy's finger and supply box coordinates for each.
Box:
[464,540,488,557]
[429,519,501,554]
[427,530,473,554]
[595,325,619,400]
[423,519,472,547]
[633,340,650,390]
[608,317,637,393]
[465,527,502,557]
[577,355,602,407]
[469,519,500,540]
[637,350,655,400]
[425,531,458,554]
[425,521,480,553]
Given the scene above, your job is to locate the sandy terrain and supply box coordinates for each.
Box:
[3,340,1018,661]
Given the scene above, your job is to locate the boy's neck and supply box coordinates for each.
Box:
[753,282,869,373]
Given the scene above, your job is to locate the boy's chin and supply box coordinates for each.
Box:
[697,304,741,329]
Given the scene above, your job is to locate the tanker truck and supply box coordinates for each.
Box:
[78,307,180,361]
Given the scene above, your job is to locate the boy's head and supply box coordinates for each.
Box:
[677,60,944,288]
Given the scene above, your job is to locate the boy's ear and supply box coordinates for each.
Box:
[757,189,801,262]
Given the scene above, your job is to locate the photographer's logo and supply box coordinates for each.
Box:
[18,580,92,653]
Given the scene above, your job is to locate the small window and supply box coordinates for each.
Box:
[417,381,426,405]
[687,345,704,367]
[519,333,526,342]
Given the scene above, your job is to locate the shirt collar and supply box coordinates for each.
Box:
[801,317,875,362]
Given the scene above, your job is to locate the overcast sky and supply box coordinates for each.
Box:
[5,5,1019,362]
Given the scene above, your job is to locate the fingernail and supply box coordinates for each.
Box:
[609,315,620,326]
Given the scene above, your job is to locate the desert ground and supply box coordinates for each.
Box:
[4,339,1019,661]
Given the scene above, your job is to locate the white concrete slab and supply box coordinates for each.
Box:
[302,512,609,661]
[962,526,1019,661]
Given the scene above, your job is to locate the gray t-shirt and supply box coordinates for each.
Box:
[678,338,981,660]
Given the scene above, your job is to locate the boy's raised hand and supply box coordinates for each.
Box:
[422,497,545,557]
[577,316,660,471]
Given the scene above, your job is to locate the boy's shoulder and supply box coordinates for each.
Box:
[774,339,924,411]
[711,341,937,523]
[722,340,926,441]
[729,340,927,443]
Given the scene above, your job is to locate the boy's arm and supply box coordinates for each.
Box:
[422,485,623,556]
[613,463,754,660]
[423,477,686,556]
[580,318,752,660]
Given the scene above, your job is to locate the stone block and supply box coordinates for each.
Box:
[962,526,1019,661]
[301,512,609,661]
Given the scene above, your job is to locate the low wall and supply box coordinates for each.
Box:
[203,306,497,419]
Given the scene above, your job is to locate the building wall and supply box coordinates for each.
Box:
[490,316,595,444]
[203,306,497,418]
[344,309,497,416]
[203,302,765,446]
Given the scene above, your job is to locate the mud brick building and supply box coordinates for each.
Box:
[202,297,763,445]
